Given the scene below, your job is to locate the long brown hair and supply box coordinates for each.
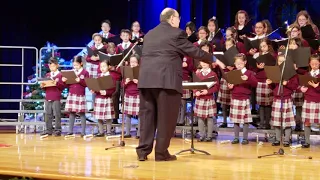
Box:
[234,10,249,28]
[259,38,274,55]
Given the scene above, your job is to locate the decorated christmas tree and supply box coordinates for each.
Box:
[23,42,71,120]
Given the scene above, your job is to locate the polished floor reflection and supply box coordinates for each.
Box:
[0,133,319,179]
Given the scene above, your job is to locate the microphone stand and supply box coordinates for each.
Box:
[258,33,312,159]
[105,41,139,150]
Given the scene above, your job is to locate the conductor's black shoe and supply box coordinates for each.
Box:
[155,155,177,161]
[40,132,52,136]
[94,133,105,137]
[176,123,184,126]
[283,141,290,147]
[302,143,310,148]
[138,156,148,161]
[241,139,249,145]
[219,123,228,128]
[212,131,218,136]
[272,141,280,146]
[231,138,240,144]
[89,108,94,112]
[124,134,132,138]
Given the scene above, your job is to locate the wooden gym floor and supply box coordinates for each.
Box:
[0,132,319,180]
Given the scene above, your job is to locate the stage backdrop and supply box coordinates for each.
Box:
[1,0,320,119]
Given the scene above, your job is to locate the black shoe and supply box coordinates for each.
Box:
[94,133,105,137]
[294,126,303,131]
[272,141,280,146]
[283,141,290,147]
[176,123,185,126]
[205,137,213,142]
[231,138,240,144]
[212,131,218,136]
[81,134,85,138]
[302,143,310,148]
[40,132,52,136]
[124,134,132,138]
[198,137,205,142]
[241,139,249,145]
[250,122,259,128]
[138,156,148,161]
[89,108,94,112]
[135,136,140,139]
[112,119,119,124]
[219,123,228,128]
[251,110,258,114]
[53,131,61,136]
[155,155,177,161]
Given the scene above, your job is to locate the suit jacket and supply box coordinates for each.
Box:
[138,22,214,94]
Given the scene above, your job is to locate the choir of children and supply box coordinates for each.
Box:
[41,10,320,148]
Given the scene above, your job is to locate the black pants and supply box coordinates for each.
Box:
[136,88,181,160]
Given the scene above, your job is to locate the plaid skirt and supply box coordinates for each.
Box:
[65,94,86,113]
[256,82,273,106]
[182,81,191,99]
[292,91,304,107]
[86,62,99,78]
[271,98,295,127]
[124,94,140,116]
[217,78,231,105]
[229,99,252,123]
[93,97,115,120]
[194,98,217,118]
[302,100,320,124]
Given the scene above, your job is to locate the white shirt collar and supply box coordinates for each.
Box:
[122,42,131,49]
[241,67,247,74]
[51,70,59,77]
[74,68,83,75]
[132,32,139,38]
[103,32,109,38]
[101,71,110,76]
[238,25,244,30]
[197,40,203,45]
[311,69,319,76]
[95,43,104,49]
[200,68,211,75]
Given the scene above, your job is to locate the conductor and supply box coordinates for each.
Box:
[136,7,225,161]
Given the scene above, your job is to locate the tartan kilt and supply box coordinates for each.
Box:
[256,82,273,106]
[302,100,320,124]
[229,99,252,123]
[65,94,86,113]
[217,78,231,105]
[86,62,99,78]
[194,98,217,118]
[93,97,115,120]
[124,94,140,116]
[271,98,295,127]
[182,81,191,99]
[292,91,304,107]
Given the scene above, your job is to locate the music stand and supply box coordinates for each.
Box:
[176,82,211,155]
[105,41,139,150]
[257,34,312,159]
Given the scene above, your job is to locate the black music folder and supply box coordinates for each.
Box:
[214,46,238,66]
[243,37,261,52]
[256,53,276,66]
[98,52,123,66]
[278,47,310,67]
[61,70,78,84]
[85,75,114,92]
[301,24,316,39]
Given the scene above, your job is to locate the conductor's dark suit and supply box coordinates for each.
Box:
[137,22,214,160]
